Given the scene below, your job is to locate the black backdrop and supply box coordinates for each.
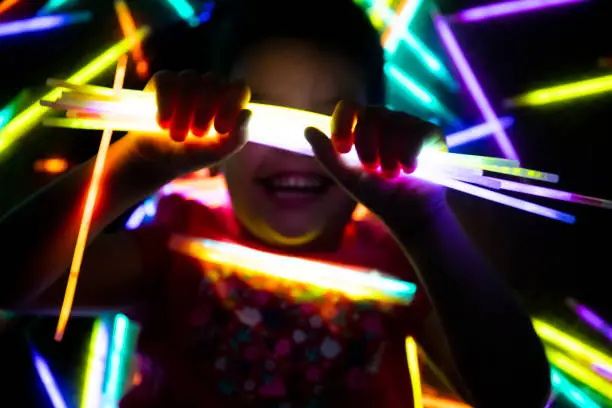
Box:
[0,0,611,406]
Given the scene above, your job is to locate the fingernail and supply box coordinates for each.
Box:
[402,164,416,174]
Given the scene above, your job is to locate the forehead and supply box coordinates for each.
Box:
[230,40,366,114]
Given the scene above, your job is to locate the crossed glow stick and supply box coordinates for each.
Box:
[54,58,127,341]
[170,235,417,304]
[40,82,612,224]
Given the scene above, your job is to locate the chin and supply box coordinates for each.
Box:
[264,221,323,246]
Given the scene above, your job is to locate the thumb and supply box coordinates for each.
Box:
[305,127,363,195]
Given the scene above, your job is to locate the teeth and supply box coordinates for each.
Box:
[271,176,322,188]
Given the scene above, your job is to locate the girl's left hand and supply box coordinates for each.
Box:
[305,101,447,227]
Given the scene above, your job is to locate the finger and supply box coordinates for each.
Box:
[305,127,392,214]
[331,101,360,154]
[305,127,361,191]
[215,109,251,159]
[354,108,380,171]
[169,70,201,142]
[395,115,439,173]
[192,73,224,137]
[152,71,178,129]
[214,80,251,134]
[374,109,401,178]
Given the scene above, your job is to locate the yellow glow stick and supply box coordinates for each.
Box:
[533,319,612,372]
[0,27,149,157]
[169,235,417,304]
[41,85,517,171]
[54,56,128,341]
[406,336,424,408]
[546,348,612,400]
[509,73,612,107]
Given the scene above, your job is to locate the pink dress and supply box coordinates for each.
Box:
[121,194,431,408]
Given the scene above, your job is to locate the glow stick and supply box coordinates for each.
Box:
[114,0,149,78]
[452,0,589,23]
[433,13,520,162]
[81,319,110,408]
[479,165,559,183]
[169,235,417,304]
[422,396,472,408]
[413,170,575,223]
[34,157,69,174]
[102,314,131,408]
[446,117,514,148]
[0,0,20,15]
[31,349,69,408]
[37,0,77,16]
[550,368,601,408]
[42,85,582,223]
[0,89,29,129]
[508,73,612,107]
[163,0,198,27]
[386,65,458,123]
[42,86,504,170]
[547,348,612,400]
[450,174,502,190]
[0,27,149,156]
[592,364,612,381]
[54,56,128,341]
[383,0,425,54]
[0,12,91,38]
[533,319,612,371]
[567,299,612,342]
[406,336,424,408]
[366,0,456,89]
[486,178,612,208]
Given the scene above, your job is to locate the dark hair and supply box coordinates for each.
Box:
[147,0,386,104]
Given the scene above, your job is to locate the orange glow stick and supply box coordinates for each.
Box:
[34,157,69,174]
[54,55,128,341]
[422,395,472,408]
[381,0,409,45]
[114,0,149,78]
[0,0,20,15]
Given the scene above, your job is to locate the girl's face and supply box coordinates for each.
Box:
[223,39,367,249]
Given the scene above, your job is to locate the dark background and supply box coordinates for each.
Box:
[0,0,611,406]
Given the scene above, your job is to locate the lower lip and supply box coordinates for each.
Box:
[260,188,326,209]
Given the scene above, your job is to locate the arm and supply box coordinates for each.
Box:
[390,206,551,407]
[0,136,175,309]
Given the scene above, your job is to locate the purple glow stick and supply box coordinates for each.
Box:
[593,363,612,381]
[454,0,589,23]
[433,13,520,162]
[412,169,575,223]
[0,12,92,38]
[567,298,612,343]
[482,177,612,209]
[31,350,69,408]
[446,116,514,148]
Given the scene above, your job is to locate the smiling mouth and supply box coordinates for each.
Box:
[256,172,334,197]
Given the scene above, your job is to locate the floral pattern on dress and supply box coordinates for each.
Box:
[183,260,397,407]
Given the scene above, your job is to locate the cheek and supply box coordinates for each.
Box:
[222,145,266,201]
[325,185,358,216]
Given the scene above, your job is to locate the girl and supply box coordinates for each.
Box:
[0,0,550,406]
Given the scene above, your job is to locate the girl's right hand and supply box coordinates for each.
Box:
[127,70,251,177]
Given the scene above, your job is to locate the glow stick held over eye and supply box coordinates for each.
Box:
[54,56,128,341]
[41,83,612,223]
